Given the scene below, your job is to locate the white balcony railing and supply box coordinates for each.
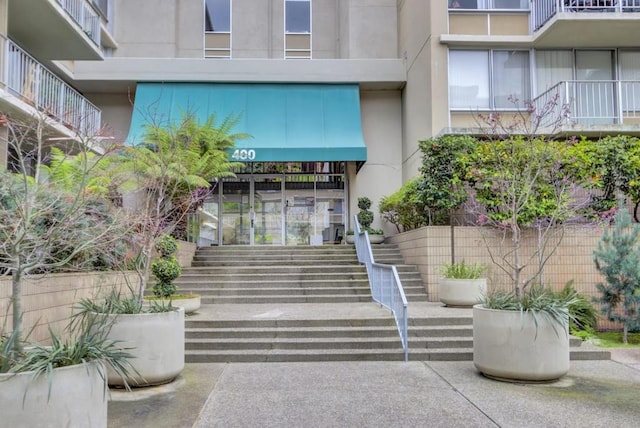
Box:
[5,39,101,136]
[533,0,640,31]
[57,0,101,46]
[532,80,640,127]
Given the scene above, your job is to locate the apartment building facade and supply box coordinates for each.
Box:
[2,0,639,245]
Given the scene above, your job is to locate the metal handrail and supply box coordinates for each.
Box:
[532,79,640,126]
[533,0,639,32]
[57,0,101,46]
[353,215,409,362]
[5,39,101,136]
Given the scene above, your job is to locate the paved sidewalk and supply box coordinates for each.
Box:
[107,302,639,427]
[108,356,640,428]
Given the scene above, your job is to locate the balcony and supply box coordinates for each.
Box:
[532,0,640,47]
[8,0,102,61]
[3,39,101,136]
[532,80,640,134]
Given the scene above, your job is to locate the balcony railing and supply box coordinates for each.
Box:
[533,0,640,31]
[57,0,101,46]
[5,39,101,136]
[532,80,640,127]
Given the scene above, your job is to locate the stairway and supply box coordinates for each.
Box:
[182,245,610,363]
[183,244,428,304]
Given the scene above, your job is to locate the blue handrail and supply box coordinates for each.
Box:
[353,216,409,362]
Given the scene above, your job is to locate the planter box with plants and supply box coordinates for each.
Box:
[438,261,487,307]
[0,113,139,427]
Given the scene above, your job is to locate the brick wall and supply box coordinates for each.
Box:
[387,225,620,330]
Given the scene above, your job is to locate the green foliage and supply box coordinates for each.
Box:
[465,136,573,226]
[357,197,372,211]
[76,289,176,315]
[379,177,430,232]
[566,136,640,218]
[439,261,487,279]
[418,136,474,225]
[155,234,178,258]
[483,286,580,329]
[593,200,640,343]
[590,331,640,347]
[356,196,374,230]
[151,257,181,298]
[551,281,599,333]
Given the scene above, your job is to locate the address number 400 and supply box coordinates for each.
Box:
[231,149,256,160]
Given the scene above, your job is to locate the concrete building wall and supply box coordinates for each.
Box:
[233,0,274,58]
[86,92,133,142]
[397,0,448,181]
[352,90,403,234]
[112,0,178,57]
[342,0,398,59]
[312,0,338,59]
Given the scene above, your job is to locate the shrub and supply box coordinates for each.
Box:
[151,257,181,298]
[379,177,429,232]
[439,261,487,279]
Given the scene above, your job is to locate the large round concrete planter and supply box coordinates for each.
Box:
[473,304,570,382]
[438,278,487,307]
[369,234,385,244]
[345,235,355,244]
[105,307,185,387]
[144,294,201,314]
[0,360,107,427]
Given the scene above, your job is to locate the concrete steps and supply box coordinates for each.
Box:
[185,310,610,363]
[181,245,609,363]
[178,244,428,304]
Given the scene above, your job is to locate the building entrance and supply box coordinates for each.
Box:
[196,163,347,246]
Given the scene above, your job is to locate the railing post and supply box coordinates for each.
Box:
[617,80,624,125]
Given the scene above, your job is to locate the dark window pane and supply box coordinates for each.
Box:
[286,0,310,33]
[205,0,231,32]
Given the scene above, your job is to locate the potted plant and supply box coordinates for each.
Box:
[0,112,135,426]
[356,197,384,244]
[145,234,201,314]
[82,113,241,387]
[463,115,589,381]
[345,229,355,244]
[438,261,487,307]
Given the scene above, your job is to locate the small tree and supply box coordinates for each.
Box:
[418,135,474,225]
[593,199,640,344]
[114,113,245,302]
[151,235,181,298]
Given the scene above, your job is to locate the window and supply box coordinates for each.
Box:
[204,0,231,58]
[285,0,311,58]
[449,50,531,109]
[286,0,311,33]
[205,0,230,32]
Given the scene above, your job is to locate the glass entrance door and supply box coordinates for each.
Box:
[221,179,251,245]
[217,165,345,246]
[253,177,283,245]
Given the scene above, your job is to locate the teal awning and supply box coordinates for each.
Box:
[127,83,367,162]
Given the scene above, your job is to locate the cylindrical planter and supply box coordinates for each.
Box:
[105,307,185,387]
[0,360,107,428]
[144,295,201,314]
[369,234,385,244]
[473,304,570,382]
[438,278,487,307]
[345,235,355,244]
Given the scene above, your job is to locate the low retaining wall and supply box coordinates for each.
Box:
[0,271,138,344]
[387,225,618,330]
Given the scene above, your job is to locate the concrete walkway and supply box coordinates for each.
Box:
[107,302,640,428]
